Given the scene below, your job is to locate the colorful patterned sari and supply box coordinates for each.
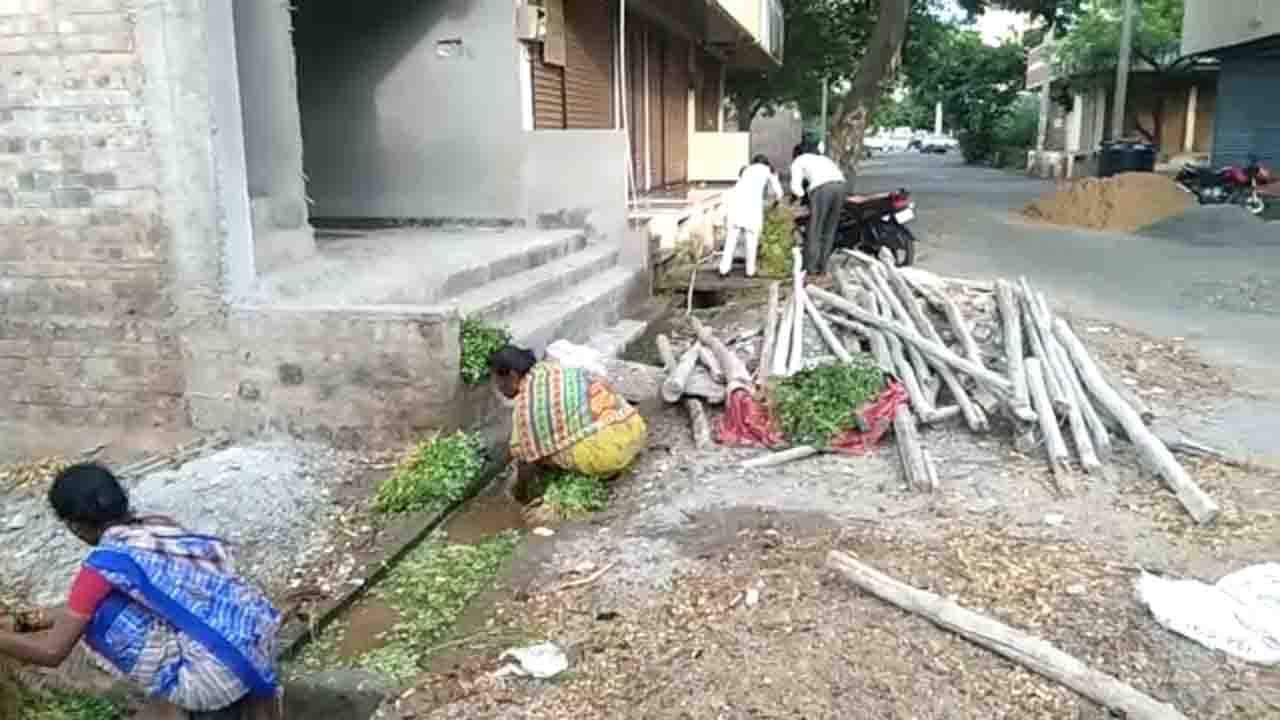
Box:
[511,362,647,477]
[82,525,280,712]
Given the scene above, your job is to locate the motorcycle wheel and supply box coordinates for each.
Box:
[1245,194,1266,216]
[865,222,916,267]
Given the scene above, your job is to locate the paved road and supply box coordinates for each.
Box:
[858,153,1280,455]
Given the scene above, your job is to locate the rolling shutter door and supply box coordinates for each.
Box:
[532,43,566,130]
[663,36,689,185]
[564,0,614,129]
[1212,57,1280,167]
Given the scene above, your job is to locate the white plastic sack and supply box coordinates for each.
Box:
[1137,563,1280,666]
[493,642,569,680]
[545,340,609,379]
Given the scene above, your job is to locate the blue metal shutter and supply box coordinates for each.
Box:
[1212,56,1280,167]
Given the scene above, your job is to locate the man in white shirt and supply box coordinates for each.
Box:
[789,142,848,277]
[720,155,784,278]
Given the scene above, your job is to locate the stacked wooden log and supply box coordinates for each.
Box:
[651,247,1219,526]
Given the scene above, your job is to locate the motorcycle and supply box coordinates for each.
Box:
[794,187,918,267]
[1176,157,1272,216]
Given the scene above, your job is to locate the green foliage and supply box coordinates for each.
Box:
[17,689,121,720]
[460,317,511,386]
[957,0,1080,24]
[1054,0,1184,81]
[872,89,934,132]
[771,359,886,447]
[543,472,608,519]
[376,432,486,514]
[758,204,797,278]
[292,533,519,684]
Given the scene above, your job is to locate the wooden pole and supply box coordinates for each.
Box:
[862,266,934,388]
[662,345,702,404]
[742,445,820,469]
[758,281,782,384]
[893,405,931,492]
[1033,291,1112,459]
[801,289,854,364]
[919,285,982,367]
[690,317,753,394]
[807,286,1015,399]
[833,268,893,372]
[878,248,987,432]
[697,344,726,384]
[657,335,713,449]
[825,552,1193,720]
[996,280,1034,421]
[1054,319,1219,525]
[1019,289,1070,415]
[789,247,805,376]
[1027,358,1075,492]
[772,295,796,378]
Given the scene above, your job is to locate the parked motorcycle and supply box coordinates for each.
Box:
[1176,157,1272,216]
[794,188,918,267]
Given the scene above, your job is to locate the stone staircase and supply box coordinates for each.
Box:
[251,225,647,352]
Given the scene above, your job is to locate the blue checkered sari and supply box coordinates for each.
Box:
[81,525,281,712]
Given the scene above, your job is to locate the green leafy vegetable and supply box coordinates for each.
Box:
[757,204,797,278]
[542,472,609,519]
[375,432,485,514]
[771,358,886,447]
[460,317,511,386]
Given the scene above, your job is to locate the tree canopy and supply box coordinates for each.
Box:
[956,0,1079,24]
[1054,0,1184,78]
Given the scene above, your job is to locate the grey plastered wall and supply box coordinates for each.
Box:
[293,0,526,221]
[520,130,629,254]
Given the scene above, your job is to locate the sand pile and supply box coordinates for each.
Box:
[1023,172,1192,232]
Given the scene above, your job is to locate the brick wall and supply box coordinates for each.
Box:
[0,0,182,455]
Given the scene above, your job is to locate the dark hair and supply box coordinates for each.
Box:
[751,154,773,171]
[49,463,131,527]
[792,143,804,159]
[488,345,537,376]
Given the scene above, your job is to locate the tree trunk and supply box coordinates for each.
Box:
[828,0,913,170]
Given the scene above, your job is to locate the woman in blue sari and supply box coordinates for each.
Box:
[0,464,281,719]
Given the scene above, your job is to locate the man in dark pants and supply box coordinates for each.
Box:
[789,142,848,278]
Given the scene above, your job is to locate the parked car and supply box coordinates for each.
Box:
[920,135,959,154]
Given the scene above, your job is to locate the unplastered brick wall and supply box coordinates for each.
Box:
[0,0,181,454]
[184,306,466,450]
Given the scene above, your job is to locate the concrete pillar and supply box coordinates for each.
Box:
[1067,93,1084,154]
[1037,82,1051,151]
[934,101,943,135]
[232,0,314,274]
[1093,86,1108,150]
[1183,84,1199,153]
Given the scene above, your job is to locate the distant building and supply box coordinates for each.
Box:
[1182,1,1280,167]
[1024,40,1218,178]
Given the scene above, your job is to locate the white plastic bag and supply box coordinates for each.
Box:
[493,642,569,680]
[1137,563,1280,665]
[545,340,609,379]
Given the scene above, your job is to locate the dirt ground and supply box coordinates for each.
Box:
[388,288,1280,720]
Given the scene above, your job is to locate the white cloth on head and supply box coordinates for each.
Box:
[789,153,845,198]
[727,163,783,234]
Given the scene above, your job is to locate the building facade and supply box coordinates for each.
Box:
[0,0,782,456]
[1182,0,1280,167]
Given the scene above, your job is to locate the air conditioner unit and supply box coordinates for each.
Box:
[516,3,544,42]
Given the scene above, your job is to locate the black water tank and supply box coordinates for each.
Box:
[1098,141,1157,177]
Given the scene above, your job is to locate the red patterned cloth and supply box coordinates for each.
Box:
[715,381,907,454]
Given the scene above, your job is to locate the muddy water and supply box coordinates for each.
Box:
[439,492,527,544]
[337,601,402,659]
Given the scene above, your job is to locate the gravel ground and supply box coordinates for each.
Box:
[0,441,360,606]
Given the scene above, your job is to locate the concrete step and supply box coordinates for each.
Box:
[450,244,620,323]
[253,228,590,306]
[509,266,644,354]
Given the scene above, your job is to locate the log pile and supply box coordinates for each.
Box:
[651,249,1219,525]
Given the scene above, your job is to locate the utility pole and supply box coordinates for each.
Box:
[934,101,943,135]
[1111,0,1135,141]
[819,76,829,153]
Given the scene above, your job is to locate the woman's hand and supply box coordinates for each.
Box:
[0,608,88,668]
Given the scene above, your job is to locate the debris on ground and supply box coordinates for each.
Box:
[1022,173,1192,232]
[494,642,569,680]
[1138,563,1280,666]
